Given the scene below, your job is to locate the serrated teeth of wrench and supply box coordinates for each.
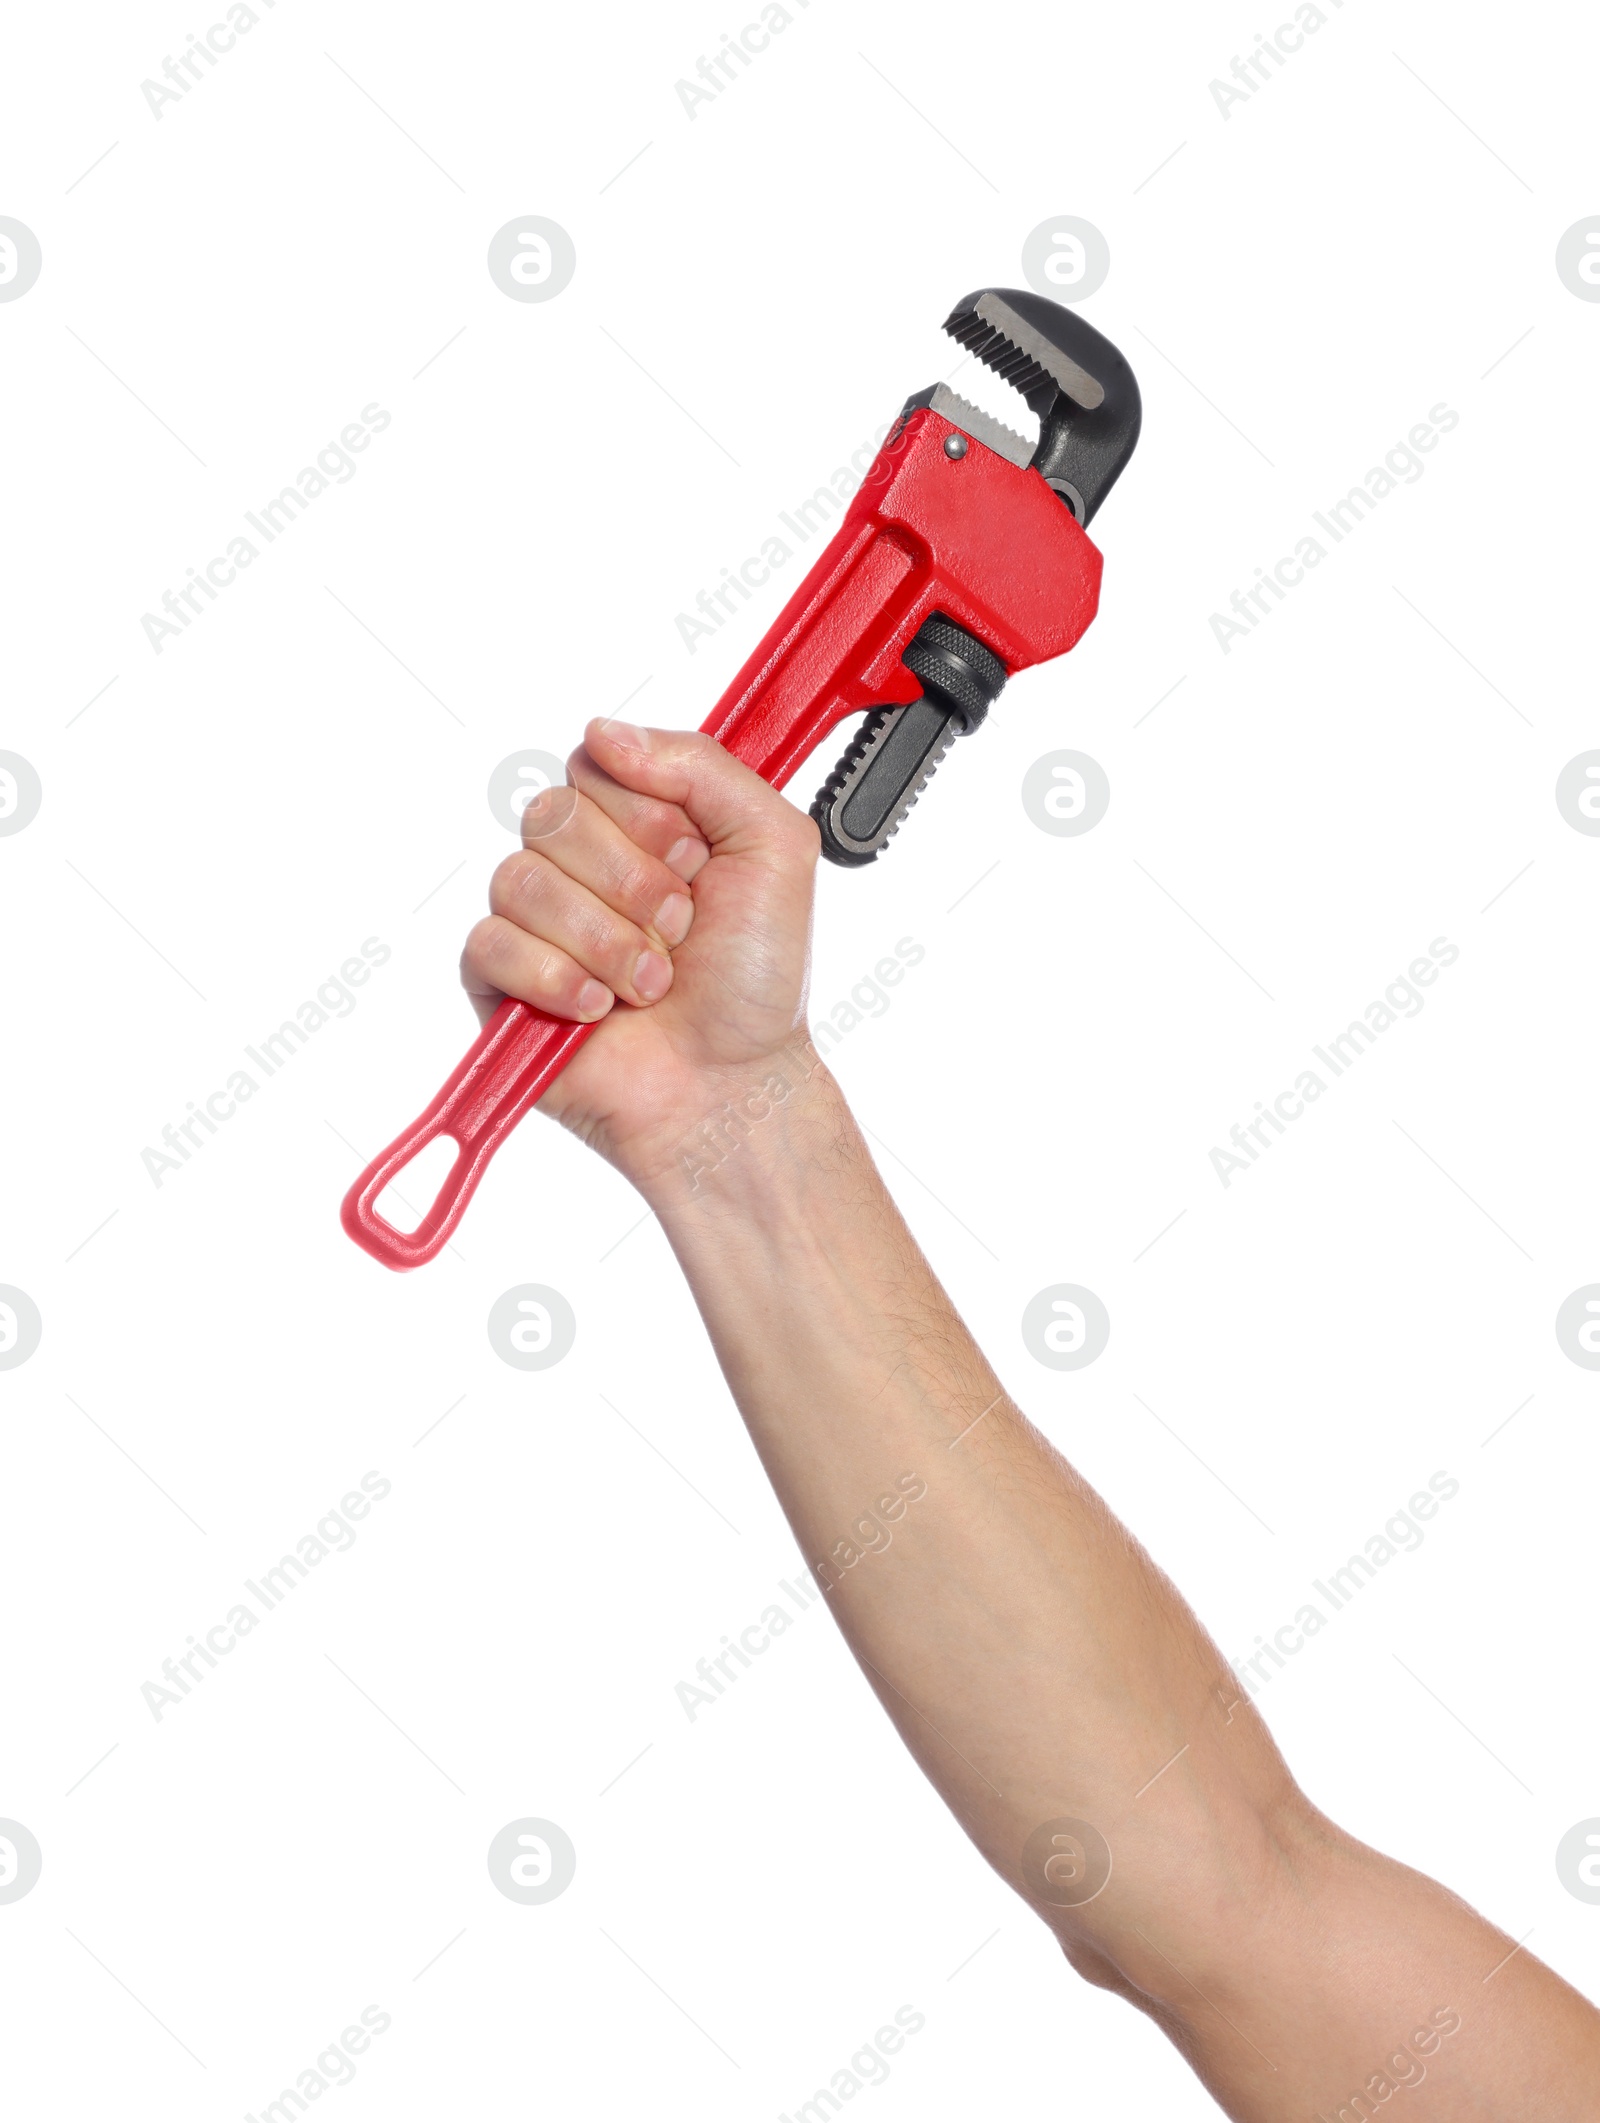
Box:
[923,383,1034,470]
[943,291,1105,413]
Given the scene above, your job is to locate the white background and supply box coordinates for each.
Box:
[2,0,1597,2115]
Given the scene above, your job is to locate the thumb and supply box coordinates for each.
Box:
[582,719,818,862]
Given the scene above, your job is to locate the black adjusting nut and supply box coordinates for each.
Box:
[901,614,1007,733]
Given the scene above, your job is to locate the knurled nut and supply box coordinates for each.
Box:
[903,616,1008,732]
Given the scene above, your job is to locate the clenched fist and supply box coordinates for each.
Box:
[462,720,823,1198]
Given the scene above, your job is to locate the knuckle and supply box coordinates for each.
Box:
[669,729,713,776]
[489,850,547,917]
[566,744,610,794]
[594,913,649,981]
[462,915,511,981]
[522,783,579,843]
[466,917,583,1008]
[636,797,696,850]
[615,856,666,920]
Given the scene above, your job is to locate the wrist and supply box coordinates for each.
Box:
[629,1036,856,1222]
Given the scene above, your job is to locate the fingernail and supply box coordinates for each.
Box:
[632,949,672,1002]
[577,979,613,1019]
[601,719,650,752]
[654,891,694,946]
[665,835,710,882]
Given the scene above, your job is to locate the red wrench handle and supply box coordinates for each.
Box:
[342,407,1102,1268]
[339,1002,596,1270]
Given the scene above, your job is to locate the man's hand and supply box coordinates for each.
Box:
[461,719,821,1196]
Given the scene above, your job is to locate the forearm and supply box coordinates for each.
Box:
[646,1059,1600,2119]
[649,1063,1294,1949]
[640,1061,1281,1842]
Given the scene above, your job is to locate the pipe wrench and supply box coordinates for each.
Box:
[342,288,1140,1267]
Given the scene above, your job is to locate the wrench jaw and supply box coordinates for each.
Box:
[809,289,1139,869]
[899,380,1034,471]
[942,288,1142,526]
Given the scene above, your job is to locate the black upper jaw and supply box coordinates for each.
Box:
[938,287,1141,525]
